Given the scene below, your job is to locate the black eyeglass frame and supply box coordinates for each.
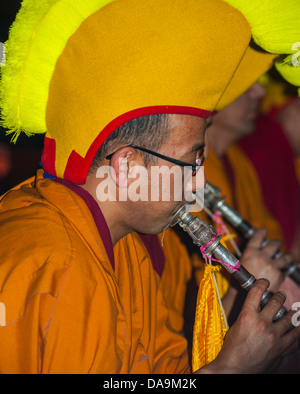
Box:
[105,144,205,175]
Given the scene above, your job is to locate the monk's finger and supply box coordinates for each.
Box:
[261,239,282,258]
[246,228,268,249]
[242,278,270,312]
[272,253,295,271]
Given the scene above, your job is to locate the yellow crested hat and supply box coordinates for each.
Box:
[0,0,299,184]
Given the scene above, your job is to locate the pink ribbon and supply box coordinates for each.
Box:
[200,235,241,272]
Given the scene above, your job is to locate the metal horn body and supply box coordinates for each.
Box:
[202,182,300,286]
[170,205,287,322]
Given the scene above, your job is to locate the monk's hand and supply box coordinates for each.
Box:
[196,279,300,374]
[240,228,290,292]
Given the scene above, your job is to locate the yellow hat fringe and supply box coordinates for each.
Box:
[0,0,114,142]
[0,0,59,141]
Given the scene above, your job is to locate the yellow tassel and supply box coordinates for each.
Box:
[192,264,228,372]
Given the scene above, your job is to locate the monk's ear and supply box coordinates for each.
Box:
[109,146,136,188]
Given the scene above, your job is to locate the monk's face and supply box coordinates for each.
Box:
[277,99,300,156]
[213,82,266,137]
[126,114,207,235]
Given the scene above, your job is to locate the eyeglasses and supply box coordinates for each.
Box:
[106,144,205,176]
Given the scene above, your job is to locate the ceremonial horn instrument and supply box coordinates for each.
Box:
[202,182,300,286]
[169,204,287,322]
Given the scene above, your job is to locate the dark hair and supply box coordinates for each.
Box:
[89,114,169,174]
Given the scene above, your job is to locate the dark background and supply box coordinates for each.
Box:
[0,0,45,194]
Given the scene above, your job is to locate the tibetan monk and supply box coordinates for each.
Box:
[238,70,300,260]
[205,83,283,242]
[202,82,300,313]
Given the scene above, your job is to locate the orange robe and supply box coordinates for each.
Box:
[157,229,193,334]
[0,170,189,374]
